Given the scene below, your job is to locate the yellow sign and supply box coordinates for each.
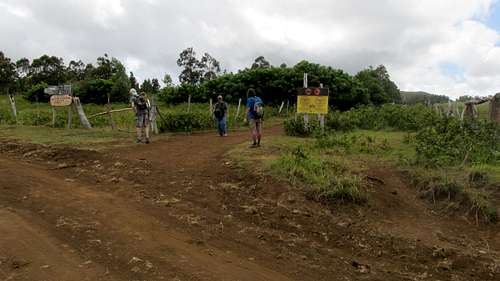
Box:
[50,95,73,107]
[297,96,329,114]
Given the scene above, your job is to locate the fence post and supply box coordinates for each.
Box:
[279,101,285,115]
[73,97,92,129]
[8,94,17,124]
[303,73,309,129]
[188,95,192,113]
[52,108,56,127]
[235,98,242,121]
[490,93,500,124]
[150,95,159,134]
[106,92,116,130]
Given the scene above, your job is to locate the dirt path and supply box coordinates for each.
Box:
[0,127,499,281]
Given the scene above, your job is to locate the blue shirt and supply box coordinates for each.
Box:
[246,96,263,119]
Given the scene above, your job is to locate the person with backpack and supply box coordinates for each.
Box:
[132,91,151,144]
[213,95,228,137]
[244,88,264,147]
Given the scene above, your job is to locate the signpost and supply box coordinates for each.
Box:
[297,73,329,130]
[296,87,329,114]
[45,84,91,129]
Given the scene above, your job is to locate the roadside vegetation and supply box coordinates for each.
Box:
[237,104,500,223]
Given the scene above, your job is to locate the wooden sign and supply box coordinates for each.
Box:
[297,88,329,114]
[50,95,73,107]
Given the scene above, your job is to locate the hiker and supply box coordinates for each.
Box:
[132,91,151,144]
[129,88,139,107]
[213,95,228,136]
[244,88,264,147]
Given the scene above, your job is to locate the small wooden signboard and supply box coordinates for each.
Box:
[50,95,73,107]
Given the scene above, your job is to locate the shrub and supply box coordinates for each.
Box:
[158,111,214,132]
[284,118,321,137]
[414,118,500,166]
[310,175,366,204]
[25,83,49,102]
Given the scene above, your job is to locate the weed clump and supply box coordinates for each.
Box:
[310,175,366,204]
[271,145,365,204]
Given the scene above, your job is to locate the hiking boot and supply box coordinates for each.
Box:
[136,139,142,144]
[223,133,228,137]
[145,138,150,144]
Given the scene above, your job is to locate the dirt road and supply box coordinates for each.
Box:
[0,127,499,281]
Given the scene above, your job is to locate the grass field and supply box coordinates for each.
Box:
[229,129,500,221]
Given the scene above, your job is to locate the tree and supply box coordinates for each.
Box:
[29,55,66,85]
[109,58,130,103]
[129,72,139,90]
[93,54,114,80]
[355,65,400,105]
[251,56,271,69]
[177,47,202,85]
[152,78,160,93]
[140,79,154,94]
[162,74,173,87]
[67,60,86,81]
[15,57,30,93]
[15,58,30,78]
[200,53,221,82]
[0,51,16,94]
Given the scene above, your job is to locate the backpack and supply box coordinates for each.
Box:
[214,102,225,118]
[135,96,148,111]
[253,100,264,119]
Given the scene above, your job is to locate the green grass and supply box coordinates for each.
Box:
[229,128,499,219]
[0,125,141,149]
[0,95,285,132]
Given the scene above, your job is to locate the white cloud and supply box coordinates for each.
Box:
[0,0,499,97]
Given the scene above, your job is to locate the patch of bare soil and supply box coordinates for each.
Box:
[0,126,499,281]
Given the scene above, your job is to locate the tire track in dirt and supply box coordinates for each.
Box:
[0,154,295,281]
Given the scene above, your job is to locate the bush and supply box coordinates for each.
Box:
[284,118,321,137]
[25,83,49,102]
[414,118,500,166]
[158,111,214,132]
[271,145,364,204]
[310,175,366,204]
[73,79,114,104]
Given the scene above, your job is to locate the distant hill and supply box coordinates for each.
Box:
[400,91,450,105]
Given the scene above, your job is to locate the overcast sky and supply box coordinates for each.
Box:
[1,0,500,98]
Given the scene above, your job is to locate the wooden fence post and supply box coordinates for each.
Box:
[150,95,159,134]
[73,97,92,129]
[491,93,500,124]
[235,98,242,121]
[107,92,116,130]
[52,108,56,127]
[8,94,17,124]
[303,73,309,129]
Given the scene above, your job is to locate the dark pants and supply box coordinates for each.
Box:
[217,116,226,136]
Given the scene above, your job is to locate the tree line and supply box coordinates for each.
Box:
[0,48,401,109]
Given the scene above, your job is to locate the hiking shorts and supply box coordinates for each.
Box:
[135,111,149,128]
[250,118,262,134]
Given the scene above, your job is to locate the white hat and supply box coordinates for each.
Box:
[129,88,138,96]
